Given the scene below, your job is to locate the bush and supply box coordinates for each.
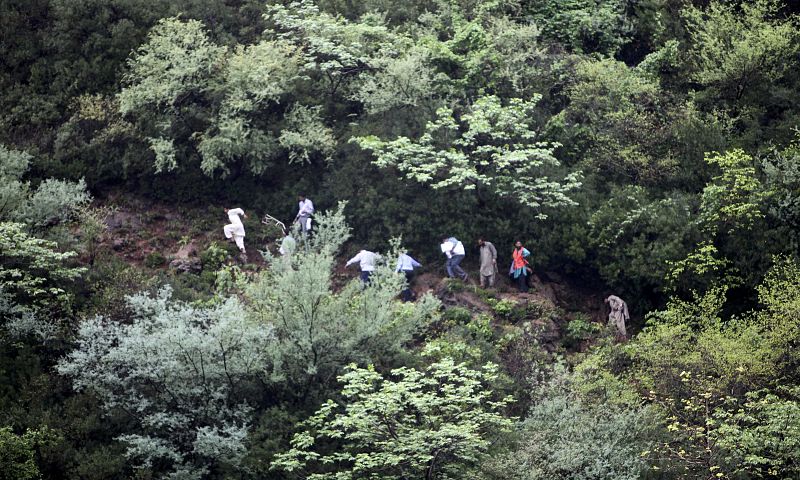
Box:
[564,314,602,348]
[441,306,472,328]
[143,251,165,268]
[272,359,514,479]
[493,298,526,322]
[200,242,228,270]
[484,372,663,480]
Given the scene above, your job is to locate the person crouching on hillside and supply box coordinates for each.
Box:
[510,240,530,293]
[223,207,247,255]
[346,249,382,285]
[396,251,422,302]
[440,236,468,282]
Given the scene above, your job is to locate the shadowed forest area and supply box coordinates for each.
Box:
[3,0,800,478]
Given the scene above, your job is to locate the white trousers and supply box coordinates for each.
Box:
[224,224,246,252]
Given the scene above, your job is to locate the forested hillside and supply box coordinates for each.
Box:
[2,0,800,478]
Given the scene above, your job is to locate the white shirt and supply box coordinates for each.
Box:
[226,208,245,236]
[440,239,465,258]
[298,199,314,216]
[346,250,381,272]
[227,208,244,226]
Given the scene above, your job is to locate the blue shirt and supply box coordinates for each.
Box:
[396,253,422,272]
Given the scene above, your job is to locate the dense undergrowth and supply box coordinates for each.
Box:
[3,0,800,478]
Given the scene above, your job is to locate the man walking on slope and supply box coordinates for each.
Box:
[346,249,382,285]
[295,193,314,235]
[440,236,468,282]
[223,207,247,255]
[604,295,629,338]
[396,251,422,302]
[477,237,498,288]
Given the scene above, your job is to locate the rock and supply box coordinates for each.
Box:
[169,258,201,273]
[174,241,197,260]
[112,238,127,251]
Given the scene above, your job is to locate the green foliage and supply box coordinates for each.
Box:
[272,358,514,479]
[484,371,661,480]
[524,0,634,56]
[354,95,581,215]
[711,387,800,478]
[588,186,698,300]
[246,205,440,391]
[0,222,85,327]
[491,298,526,322]
[564,314,602,347]
[0,145,90,230]
[142,251,165,268]
[3,1,800,478]
[700,149,767,234]
[0,426,52,480]
[200,241,229,271]
[58,286,274,479]
[441,305,472,327]
[554,58,701,186]
[685,0,799,102]
[119,16,332,176]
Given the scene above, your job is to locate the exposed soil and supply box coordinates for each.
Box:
[92,195,614,352]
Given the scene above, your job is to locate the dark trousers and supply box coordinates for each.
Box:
[401,270,415,302]
[360,271,372,284]
[516,272,528,293]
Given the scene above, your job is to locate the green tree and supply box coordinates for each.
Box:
[523,0,634,56]
[484,373,662,480]
[354,95,581,216]
[246,205,440,392]
[57,287,274,479]
[272,358,514,479]
[683,0,800,143]
[0,222,83,307]
[0,145,90,231]
[0,426,53,480]
[118,16,333,176]
[711,387,800,478]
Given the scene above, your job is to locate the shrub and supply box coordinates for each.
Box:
[441,306,472,328]
[493,298,526,322]
[272,359,514,479]
[200,242,228,270]
[564,314,602,348]
[58,287,274,479]
[484,372,663,480]
[143,251,166,268]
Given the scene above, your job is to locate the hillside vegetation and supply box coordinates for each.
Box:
[2,0,800,478]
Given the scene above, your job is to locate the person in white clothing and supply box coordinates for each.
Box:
[223,208,247,253]
[346,249,381,284]
[295,193,314,235]
[440,236,467,281]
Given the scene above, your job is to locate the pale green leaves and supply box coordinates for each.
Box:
[353,47,443,114]
[118,18,226,115]
[279,105,336,164]
[354,95,581,215]
[0,144,90,228]
[272,359,513,478]
[267,1,394,84]
[58,286,273,479]
[700,149,767,233]
[0,222,84,306]
[684,0,800,97]
[119,17,333,176]
[247,205,439,387]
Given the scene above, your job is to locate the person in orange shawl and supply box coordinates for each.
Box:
[509,240,531,292]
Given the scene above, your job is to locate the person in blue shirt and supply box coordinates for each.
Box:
[396,252,422,302]
[509,240,531,292]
